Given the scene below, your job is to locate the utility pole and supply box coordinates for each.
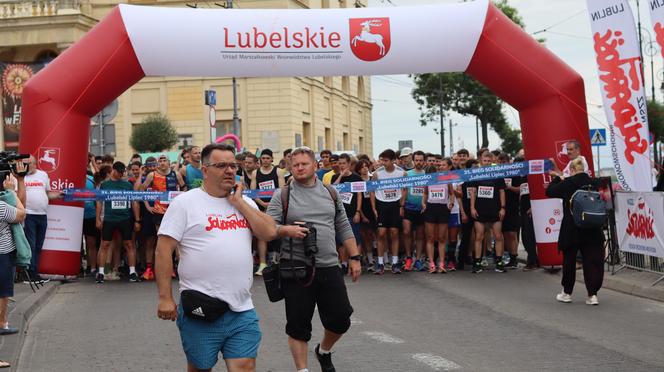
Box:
[439,77,445,156]
[229,0,240,137]
[449,119,454,156]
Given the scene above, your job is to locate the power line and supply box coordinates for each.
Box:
[531,9,585,35]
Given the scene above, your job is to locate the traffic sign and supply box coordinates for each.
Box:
[205,90,216,106]
[590,128,606,146]
[209,106,216,127]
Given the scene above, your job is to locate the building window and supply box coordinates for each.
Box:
[295,133,302,147]
[215,119,241,138]
[178,134,194,150]
[324,76,333,87]
[303,122,312,147]
[357,76,365,101]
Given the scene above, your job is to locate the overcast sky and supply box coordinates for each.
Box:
[368,0,663,166]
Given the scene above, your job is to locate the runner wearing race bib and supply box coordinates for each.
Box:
[423,159,455,274]
[400,151,427,271]
[355,159,376,271]
[332,154,363,274]
[515,155,539,270]
[95,162,141,283]
[469,151,507,273]
[370,149,406,275]
[456,158,480,271]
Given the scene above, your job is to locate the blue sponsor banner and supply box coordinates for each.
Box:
[64,160,552,202]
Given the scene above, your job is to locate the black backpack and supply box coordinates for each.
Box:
[569,185,607,229]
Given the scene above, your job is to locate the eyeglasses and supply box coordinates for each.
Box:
[205,162,239,170]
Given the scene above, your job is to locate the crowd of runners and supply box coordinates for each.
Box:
[81,143,548,283]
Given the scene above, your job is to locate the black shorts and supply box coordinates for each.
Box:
[424,203,450,224]
[475,213,500,223]
[282,266,353,342]
[502,210,521,232]
[83,217,99,238]
[0,251,15,298]
[403,208,424,227]
[102,219,133,241]
[376,200,401,229]
[140,210,157,238]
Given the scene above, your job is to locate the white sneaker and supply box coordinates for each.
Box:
[255,263,267,276]
[586,295,599,305]
[556,291,572,303]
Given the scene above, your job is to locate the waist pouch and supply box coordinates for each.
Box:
[262,264,284,302]
[180,290,229,322]
[279,259,309,280]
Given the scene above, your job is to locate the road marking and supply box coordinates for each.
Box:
[362,331,404,344]
[412,353,461,371]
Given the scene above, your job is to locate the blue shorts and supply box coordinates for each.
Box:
[448,213,460,228]
[176,305,261,369]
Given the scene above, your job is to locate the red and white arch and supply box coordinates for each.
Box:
[20,0,590,275]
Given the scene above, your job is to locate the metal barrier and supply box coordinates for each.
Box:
[610,189,664,286]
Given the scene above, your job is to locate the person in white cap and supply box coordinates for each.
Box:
[399,147,414,171]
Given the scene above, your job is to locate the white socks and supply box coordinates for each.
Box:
[319,346,332,354]
[297,369,309,372]
[98,267,105,275]
[377,256,384,265]
[129,266,136,275]
[391,255,399,265]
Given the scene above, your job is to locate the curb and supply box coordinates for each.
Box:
[6,281,61,369]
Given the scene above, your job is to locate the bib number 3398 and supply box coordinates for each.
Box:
[477,186,494,199]
[111,201,128,209]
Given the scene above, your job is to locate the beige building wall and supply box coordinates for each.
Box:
[0,0,372,161]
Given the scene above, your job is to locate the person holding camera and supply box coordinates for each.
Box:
[155,144,277,372]
[266,146,361,372]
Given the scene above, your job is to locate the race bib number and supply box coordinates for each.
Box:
[478,186,494,199]
[383,189,399,200]
[340,192,353,205]
[504,178,512,188]
[259,180,275,190]
[520,183,530,196]
[410,187,424,196]
[111,201,128,210]
[429,187,447,201]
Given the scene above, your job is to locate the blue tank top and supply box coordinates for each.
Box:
[83,175,96,219]
[404,169,425,211]
[185,164,203,189]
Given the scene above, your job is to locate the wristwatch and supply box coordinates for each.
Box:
[350,255,362,261]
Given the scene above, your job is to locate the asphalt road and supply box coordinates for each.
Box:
[15,268,664,372]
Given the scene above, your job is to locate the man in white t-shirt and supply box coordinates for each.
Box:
[155,143,277,372]
[562,140,590,177]
[23,156,62,280]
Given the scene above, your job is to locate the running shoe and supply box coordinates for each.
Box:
[95,273,104,283]
[315,344,336,372]
[404,257,413,271]
[141,267,155,281]
[392,263,402,274]
[105,271,120,281]
[586,295,599,306]
[428,263,437,274]
[129,273,140,282]
[374,263,385,275]
[447,261,457,272]
[255,263,268,276]
[481,256,489,268]
[472,261,483,274]
[437,264,447,274]
[507,259,519,270]
[523,264,539,271]
[495,260,506,273]
[367,262,375,273]
[556,291,572,303]
[413,259,423,272]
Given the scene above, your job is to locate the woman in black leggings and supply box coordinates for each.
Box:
[546,158,605,305]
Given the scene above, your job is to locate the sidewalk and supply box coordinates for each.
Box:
[0,280,60,368]
[516,245,664,302]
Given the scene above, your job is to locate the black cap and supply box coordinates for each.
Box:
[329,154,340,161]
[261,149,273,158]
[112,161,126,173]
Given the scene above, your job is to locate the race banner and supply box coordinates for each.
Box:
[614,191,664,258]
[64,160,551,202]
[587,0,653,191]
[649,0,664,60]
[0,62,47,150]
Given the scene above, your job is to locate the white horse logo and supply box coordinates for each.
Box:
[352,19,386,56]
[39,149,57,169]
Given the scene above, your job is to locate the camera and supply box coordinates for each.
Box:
[294,221,318,256]
[0,151,30,190]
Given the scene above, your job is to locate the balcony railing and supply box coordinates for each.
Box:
[0,0,81,19]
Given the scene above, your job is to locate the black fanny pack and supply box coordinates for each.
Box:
[180,290,229,322]
[279,259,309,280]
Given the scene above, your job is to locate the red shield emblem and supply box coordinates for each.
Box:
[349,17,391,62]
[554,140,573,168]
[38,147,60,173]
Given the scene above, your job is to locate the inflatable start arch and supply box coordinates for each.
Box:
[20,0,591,275]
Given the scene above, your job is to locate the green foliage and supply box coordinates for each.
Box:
[129,113,178,153]
[410,0,526,154]
[648,99,664,142]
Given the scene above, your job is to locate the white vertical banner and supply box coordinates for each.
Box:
[649,0,664,58]
[587,1,653,191]
[614,192,664,258]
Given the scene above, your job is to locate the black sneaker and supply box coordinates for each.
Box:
[315,344,335,372]
[392,263,402,274]
[472,261,483,274]
[495,260,506,273]
[129,273,140,282]
[95,273,104,283]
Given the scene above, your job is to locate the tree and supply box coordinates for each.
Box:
[647,99,664,164]
[129,113,178,153]
[411,0,526,155]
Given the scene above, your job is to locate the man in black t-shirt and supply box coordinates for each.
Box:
[333,153,363,274]
[456,159,479,270]
[497,153,521,269]
[469,151,507,273]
